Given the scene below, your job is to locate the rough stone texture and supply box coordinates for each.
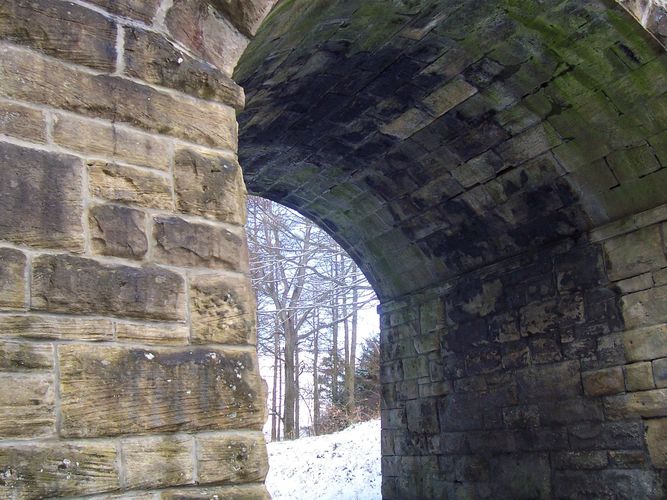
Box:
[85,0,161,23]
[31,254,186,321]
[623,324,667,361]
[582,367,625,396]
[189,274,256,345]
[121,435,194,490]
[0,315,113,341]
[196,432,269,485]
[153,216,246,270]
[0,101,45,143]
[0,142,83,251]
[646,418,667,468]
[210,0,279,37]
[88,161,174,210]
[604,225,667,281]
[160,484,270,499]
[58,344,265,437]
[89,204,148,260]
[174,148,246,223]
[0,373,55,438]
[0,340,53,372]
[0,248,26,310]
[654,357,667,387]
[115,322,190,345]
[625,361,656,391]
[53,114,171,171]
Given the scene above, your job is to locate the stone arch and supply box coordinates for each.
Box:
[0,0,666,499]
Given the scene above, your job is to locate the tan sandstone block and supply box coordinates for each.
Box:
[160,484,270,500]
[174,148,246,223]
[646,418,667,469]
[196,432,268,485]
[0,315,112,341]
[0,44,237,150]
[115,322,190,345]
[0,441,119,499]
[89,204,148,260]
[189,274,256,345]
[121,435,194,490]
[0,373,55,438]
[0,142,83,251]
[0,340,53,371]
[0,248,26,310]
[88,161,173,210]
[625,361,656,391]
[31,254,186,321]
[582,367,625,396]
[153,216,246,270]
[58,344,265,437]
[604,225,667,281]
[622,286,667,329]
[622,324,667,361]
[0,101,45,142]
[86,0,161,23]
[209,0,278,36]
[604,388,667,419]
[54,114,171,171]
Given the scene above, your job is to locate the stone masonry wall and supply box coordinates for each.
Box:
[0,1,273,498]
[380,203,667,499]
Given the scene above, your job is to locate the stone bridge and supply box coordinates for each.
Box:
[1,0,667,498]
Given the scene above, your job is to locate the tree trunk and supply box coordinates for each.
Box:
[271,328,279,441]
[347,274,358,413]
[331,258,339,404]
[283,318,297,440]
[313,312,320,436]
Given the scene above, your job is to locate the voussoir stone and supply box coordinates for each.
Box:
[189,274,256,345]
[89,204,148,260]
[0,248,26,310]
[58,344,265,437]
[196,432,268,485]
[31,254,186,321]
[0,142,83,251]
[153,215,246,270]
[121,435,194,490]
[0,373,55,439]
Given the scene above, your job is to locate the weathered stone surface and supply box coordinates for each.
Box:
[0,373,54,438]
[0,248,26,310]
[121,435,194,490]
[210,0,278,36]
[604,388,667,419]
[115,322,190,345]
[166,0,249,77]
[0,0,116,71]
[89,204,148,260]
[622,324,667,361]
[625,361,656,391]
[516,360,582,401]
[160,484,270,500]
[489,454,551,499]
[153,216,246,270]
[58,344,265,437]
[653,357,667,388]
[604,225,667,281]
[0,315,112,341]
[0,441,119,499]
[554,470,662,499]
[0,142,83,251]
[582,367,625,396]
[0,340,52,371]
[196,432,268,485]
[88,161,173,210]
[519,294,584,336]
[53,114,171,171]
[31,254,186,321]
[0,101,45,142]
[645,418,667,468]
[189,274,256,345]
[0,44,238,150]
[174,148,246,223]
[622,285,667,329]
[124,27,245,110]
[86,0,161,23]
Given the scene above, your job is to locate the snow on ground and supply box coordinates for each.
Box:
[266,419,381,500]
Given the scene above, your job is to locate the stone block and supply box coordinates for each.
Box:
[423,78,478,117]
[115,322,189,345]
[616,272,654,294]
[489,453,551,499]
[124,27,245,110]
[53,114,171,171]
[604,388,667,419]
[0,0,116,71]
[159,484,270,500]
[58,344,265,437]
[85,0,161,23]
[554,470,662,499]
[196,432,268,485]
[0,441,119,499]
[0,142,83,251]
[209,0,278,36]
[502,405,540,429]
[519,294,584,336]
[551,450,608,470]
[624,361,656,391]
[568,421,644,451]
[89,204,148,260]
[153,216,246,270]
[174,148,246,223]
[582,366,625,396]
[653,357,667,388]
[31,254,186,321]
[0,101,45,142]
[0,248,26,310]
[516,360,582,401]
[189,274,256,345]
[622,285,667,329]
[88,161,173,210]
[405,399,439,434]
[622,324,667,361]
[539,398,604,425]
[0,44,237,150]
[645,418,667,468]
[604,225,667,281]
[0,373,54,438]
[0,315,112,341]
[0,340,52,371]
[121,435,194,490]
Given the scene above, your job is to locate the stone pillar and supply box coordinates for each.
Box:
[0,0,271,498]
[380,206,667,498]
